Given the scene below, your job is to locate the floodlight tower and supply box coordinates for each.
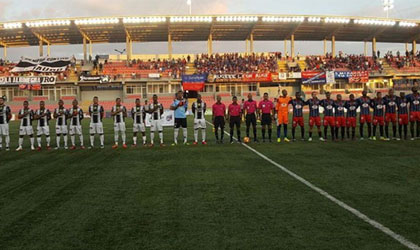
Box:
[187,0,192,15]
[383,0,394,18]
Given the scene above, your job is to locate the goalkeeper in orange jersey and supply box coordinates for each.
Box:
[276,89,292,142]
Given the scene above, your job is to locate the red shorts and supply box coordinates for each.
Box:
[360,114,372,124]
[346,117,357,128]
[292,117,304,127]
[323,116,335,127]
[335,117,346,127]
[410,111,420,122]
[385,113,397,124]
[309,116,321,127]
[399,114,409,125]
[373,116,385,126]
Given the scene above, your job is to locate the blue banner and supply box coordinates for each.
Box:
[182,74,207,83]
[334,71,352,79]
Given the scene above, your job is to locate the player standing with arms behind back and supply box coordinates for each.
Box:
[111,98,128,149]
[131,98,147,147]
[171,91,189,146]
[54,100,69,150]
[258,93,275,143]
[320,92,335,141]
[357,91,372,140]
[16,101,35,151]
[212,95,226,144]
[290,92,306,141]
[243,93,258,142]
[148,95,165,147]
[345,94,358,140]
[228,96,242,143]
[383,89,398,140]
[88,96,105,149]
[397,92,409,140]
[371,92,386,141]
[306,92,324,142]
[0,97,11,151]
[191,94,207,145]
[34,101,52,151]
[68,99,84,149]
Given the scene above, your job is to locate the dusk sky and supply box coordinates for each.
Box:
[1,0,420,61]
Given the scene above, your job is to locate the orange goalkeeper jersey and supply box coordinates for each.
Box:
[276,96,292,114]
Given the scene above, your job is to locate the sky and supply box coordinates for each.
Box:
[1,0,420,61]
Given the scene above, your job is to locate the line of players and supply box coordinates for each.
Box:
[210,87,420,143]
[0,91,209,151]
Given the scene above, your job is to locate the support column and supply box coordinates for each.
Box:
[126,36,132,62]
[405,43,409,52]
[364,41,368,56]
[47,43,51,57]
[39,40,44,57]
[323,39,327,56]
[245,39,249,55]
[331,36,336,58]
[250,33,254,53]
[413,40,417,53]
[207,34,213,55]
[89,40,93,58]
[372,37,377,56]
[291,34,295,59]
[83,37,87,62]
[168,34,173,59]
[3,45,6,60]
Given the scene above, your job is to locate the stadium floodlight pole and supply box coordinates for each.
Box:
[187,0,192,15]
[383,0,394,18]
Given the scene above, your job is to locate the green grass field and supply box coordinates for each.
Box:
[0,116,419,250]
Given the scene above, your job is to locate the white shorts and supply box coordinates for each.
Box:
[0,124,9,136]
[89,123,104,134]
[56,125,68,135]
[37,126,50,136]
[150,119,163,132]
[194,119,207,129]
[133,123,146,133]
[69,125,83,135]
[114,123,126,132]
[19,126,34,136]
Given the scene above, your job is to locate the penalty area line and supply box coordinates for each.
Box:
[205,120,420,250]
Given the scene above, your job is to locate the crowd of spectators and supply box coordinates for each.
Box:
[305,53,383,72]
[194,53,278,75]
[384,50,420,69]
[126,58,187,78]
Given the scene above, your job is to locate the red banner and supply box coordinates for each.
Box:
[349,71,369,83]
[182,82,205,91]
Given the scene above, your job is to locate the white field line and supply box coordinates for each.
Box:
[205,120,420,250]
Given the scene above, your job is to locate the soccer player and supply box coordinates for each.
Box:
[0,97,11,151]
[243,93,258,142]
[259,93,275,142]
[111,98,128,149]
[34,101,52,150]
[276,89,292,142]
[88,96,105,149]
[383,89,398,140]
[334,94,346,141]
[212,95,226,144]
[306,92,324,142]
[289,92,306,141]
[131,98,147,147]
[54,99,69,150]
[16,101,35,151]
[191,94,207,145]
[407,86,420,140]
[345,94,358,140]
[170,91,188,145]
[68,99,84,149]
[148,95,164,146]
[357,91,372,140]
[397,92,409,140]
[228,96,242,143]
[371,92,385,141]
[320,92,335,141]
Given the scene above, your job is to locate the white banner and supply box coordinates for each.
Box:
[148,73,161,79]
[0,76,57,85]
[145,110,175,127]
[79,75,110,83]
[288,72,302,79]
[11,57,71,73]
[326,71,336,84]
[278,72,287,80]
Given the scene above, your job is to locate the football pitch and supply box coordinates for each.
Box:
[0,116,419,250]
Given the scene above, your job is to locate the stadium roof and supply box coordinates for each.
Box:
[0,14,420,47]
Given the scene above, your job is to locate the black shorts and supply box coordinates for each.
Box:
[174,118,187,128]
[246,114,257,127]
[230,116,241,128]
[214,116,225,128]
[261,113,272,126]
